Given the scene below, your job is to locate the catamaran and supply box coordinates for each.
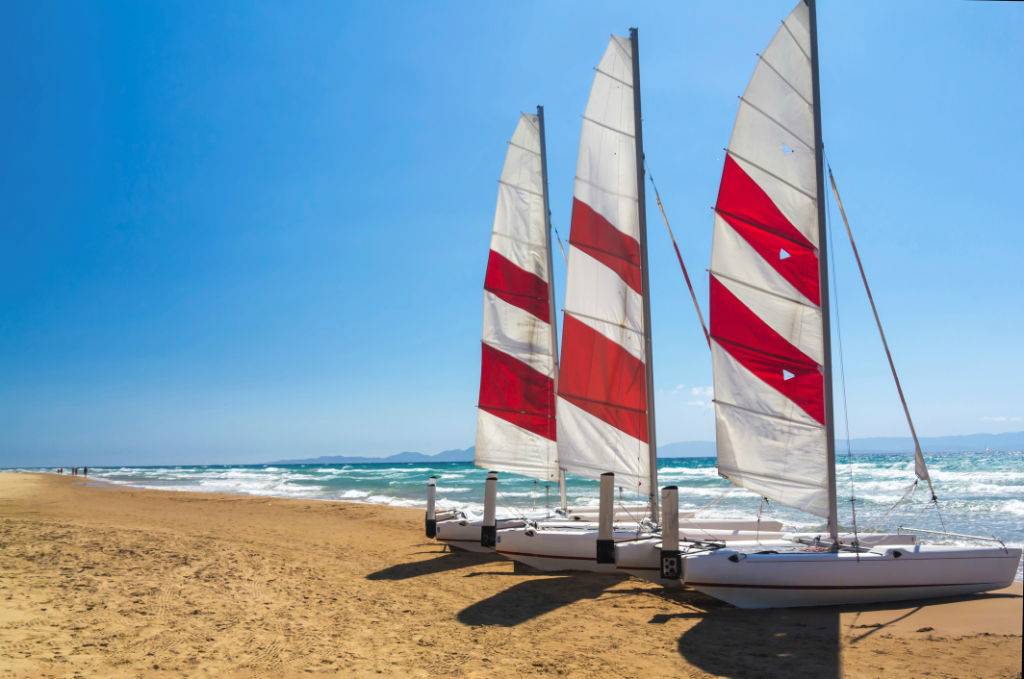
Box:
[429,107,677,554]
[672,0,1021,608]
[495,30,783,575]
[429,109,566,553]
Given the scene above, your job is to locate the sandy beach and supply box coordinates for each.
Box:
[0,473,1019,678]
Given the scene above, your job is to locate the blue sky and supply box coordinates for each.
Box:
[2,1,1021,466]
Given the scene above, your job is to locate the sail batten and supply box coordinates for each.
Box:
[711,1,830,517]
[475,113,559,482]
[557,34,654,498]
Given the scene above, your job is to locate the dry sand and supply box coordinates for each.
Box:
[0,473,1020,678]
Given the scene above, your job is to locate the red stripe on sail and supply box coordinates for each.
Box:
[716,155,820,305]
[558,313,648,442]
[710,276,824,424]
[479,342,556,440]
[484,250,550,322]
[569,198,643,294]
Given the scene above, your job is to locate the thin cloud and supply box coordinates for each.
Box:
[982,415,1022,423]
[686,386,714,408]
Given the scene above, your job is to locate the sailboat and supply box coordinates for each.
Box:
[677,0,1021,607]
[496,30,783,574]
[431,108,564,553]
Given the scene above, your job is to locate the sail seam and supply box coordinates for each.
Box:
[610,34,632,62]
[710,270,818,310]
[559,458,645,483]
[713,397,823,430]
[715,207,816,252]
[717,466,823,496]
[574,176,637,203]
[481,323,554,372]
[483,286,547,304]
[563,309,643,337]
[559,393,646,415]
[582,115,635,139]
[497,179,544,198]
[738,96,814,150]
[479,402,555,417]
[725,150,816,201]
[756,54,812,108]
[594,67,633,89]
[713,333,817,370]
[507,140,541,156]
[490,231,548,252]
[568,238,638,268]
[780,19,810,62]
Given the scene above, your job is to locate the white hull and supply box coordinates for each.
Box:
[496,525,637,573]
[616,535,790,586]
[496,518,788,574]
[683,544,1022,608]
[434,517,527,553]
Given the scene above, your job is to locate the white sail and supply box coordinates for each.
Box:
[710,2,830,517]
[557,35,653,495]
[475,114,559,482]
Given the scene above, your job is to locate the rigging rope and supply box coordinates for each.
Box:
[551,222,568,262]
[826,164,937,501]
[824,172,860,545]
[693,486,734,516]
[645,163,711,347]
[867,478,919,533]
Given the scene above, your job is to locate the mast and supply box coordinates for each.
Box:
[536,105,567,512]
[630,27,659,520]
[807,0,838,542]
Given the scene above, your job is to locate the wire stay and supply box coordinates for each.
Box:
[826,165,938,503]
[646,164,710,347]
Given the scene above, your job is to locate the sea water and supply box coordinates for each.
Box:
[55,451,1023,578]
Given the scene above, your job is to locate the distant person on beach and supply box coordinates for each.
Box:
[83,467,88,476]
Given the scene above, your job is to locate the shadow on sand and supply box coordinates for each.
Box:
[458,574,624,627]
[366,548,502,581]
[675,592,841,679]
[674,589,1022,679]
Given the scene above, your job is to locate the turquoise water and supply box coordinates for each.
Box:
[80,451,1021,555]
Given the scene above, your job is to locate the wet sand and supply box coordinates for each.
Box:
[0,472,1020,678]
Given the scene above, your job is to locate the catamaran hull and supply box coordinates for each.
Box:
[615,534,789,586]
[496,527,636,573]
[683,545,1022,609]
[434,518,527,553]
[496,519,789,575]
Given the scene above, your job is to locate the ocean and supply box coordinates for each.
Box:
[73,450,1023,578]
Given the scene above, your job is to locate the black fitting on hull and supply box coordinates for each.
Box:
[481,525,497,548]
[660,549,683,580]
[596,538,615,564]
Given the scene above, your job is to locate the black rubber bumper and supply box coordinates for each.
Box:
[481,524,497,548]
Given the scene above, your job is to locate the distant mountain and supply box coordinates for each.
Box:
[271,447,474,465]
[659,431,1024,457]
[838,431,1024,454]
[272,432,1024,465]
[658,441,718,457]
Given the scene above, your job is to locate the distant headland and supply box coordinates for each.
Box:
[273,431,1024,465]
